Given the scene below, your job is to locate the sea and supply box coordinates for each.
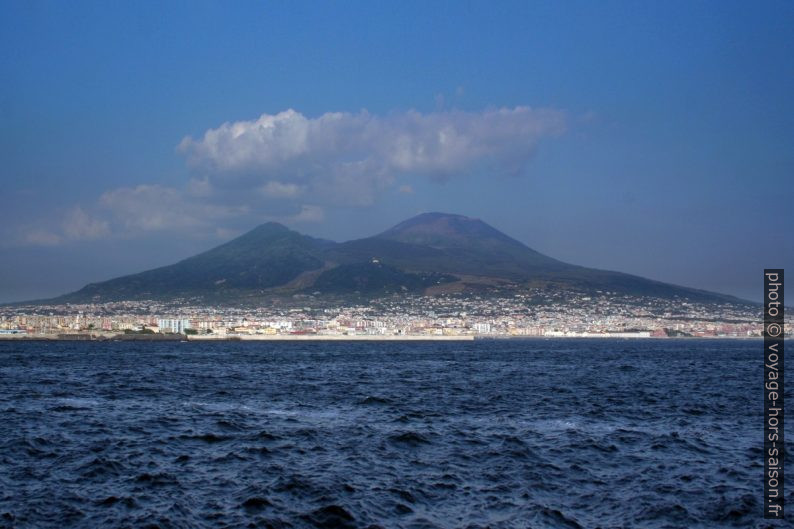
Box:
[0,339,789,529]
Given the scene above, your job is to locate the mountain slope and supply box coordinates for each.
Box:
[325,213,740,302]
[378,212,559,261]
[46,212,745,305]
[57,223,329,302]
[343,212,567,279]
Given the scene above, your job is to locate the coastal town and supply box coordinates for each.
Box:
[0,290,780,340]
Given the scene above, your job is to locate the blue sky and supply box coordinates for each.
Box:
[1,0,792,302]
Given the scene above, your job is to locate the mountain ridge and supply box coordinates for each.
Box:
[36,212,748,305]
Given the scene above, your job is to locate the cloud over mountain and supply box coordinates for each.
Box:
[98,185,248,232]
[178,107,566,205]
[17,207,110,247]
[14,106,566,246]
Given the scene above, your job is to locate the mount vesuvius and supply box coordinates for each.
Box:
[44,213,745,305]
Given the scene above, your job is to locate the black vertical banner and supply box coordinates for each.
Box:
[764,269,784,519]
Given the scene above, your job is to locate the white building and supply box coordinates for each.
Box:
[473,322,491,334]
[158,319,190,334]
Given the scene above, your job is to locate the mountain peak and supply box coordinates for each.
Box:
[44,212,743,305]
[248,221,291,234]
[386,211,477,228]
[376,212,522,250]
[401,211,475,223]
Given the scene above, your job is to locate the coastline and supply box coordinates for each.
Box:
[191,334,476,341]
[0,334,763,342]
[0,333,475,342]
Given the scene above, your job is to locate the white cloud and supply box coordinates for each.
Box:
[259,180,304,198]
[18,207,110,246]
[92,184,324,239]
[98,184,249,232]
[63,206,110,240]
[187,177,213,197]
[178,106,565,205]
[22,229,62,246]
[289,204,324,223]
[15,106,565,245]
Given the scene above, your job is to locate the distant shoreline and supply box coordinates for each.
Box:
[0,334,763,342]
[0,333,474,342]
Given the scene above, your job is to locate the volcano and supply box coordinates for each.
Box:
[46,212,745,305]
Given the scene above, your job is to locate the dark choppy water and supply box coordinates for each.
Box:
[0,339,790,528]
